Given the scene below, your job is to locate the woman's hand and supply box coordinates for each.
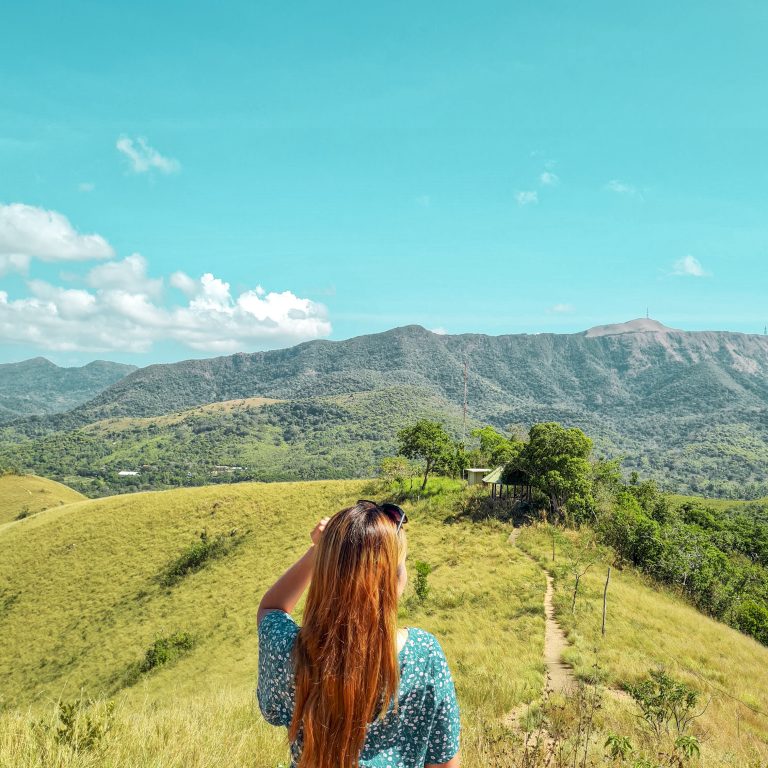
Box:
[311,516,331,546]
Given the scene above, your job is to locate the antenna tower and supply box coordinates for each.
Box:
[462,360,468,445]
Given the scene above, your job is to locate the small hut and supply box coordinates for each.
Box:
[464,468,491,486]
[483,466,532,502]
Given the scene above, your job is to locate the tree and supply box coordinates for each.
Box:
[378,456,413,492]
[470,426,523,466]
[397,420,454,491]
[516,422,594,521]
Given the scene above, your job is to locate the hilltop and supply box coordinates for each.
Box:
[3,319,768,496]
[0,357,136,424]
[0,473,85,526]
[1,479,766,767]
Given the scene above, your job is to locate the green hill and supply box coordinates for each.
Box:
[0,357,135,424]
[0,473,85,526]
[1,479,767,766]
[4,320,768,497]
[0,387,474,495]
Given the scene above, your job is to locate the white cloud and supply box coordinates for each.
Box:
[116,136,180,174]
[87,254,163,299]
[0,270,331,354]
[78,182,95,193]
[540,171,559,186]
[0,203,114,270]
[547,303,575,314]
[605,179,637,195]
[515,190,538,206]
[430,327,448,335]
[671,255,710,278]
[0,254,31,276]
[170,270,198,296]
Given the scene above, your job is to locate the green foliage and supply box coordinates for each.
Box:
[377,456,413,490]
[507,422,594,521]
[397,419,456,491]
[605,733,634,761]
[733,599,768,644]
[15,504,31,520]
[33,697,115,752]
[595,476,768,646]
[160,530,244,587]
[0,387,471,497]
[470,426,522,466]
[139,631,196,673]
[413,560,433,603]
[627,668,701,740]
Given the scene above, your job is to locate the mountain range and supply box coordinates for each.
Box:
[3,319,768,497]
[0,357,136,423]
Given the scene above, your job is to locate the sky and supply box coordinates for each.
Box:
[2,1,768,366]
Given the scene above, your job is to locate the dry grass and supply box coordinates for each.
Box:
[83,397,283,433]
[518,524,768,766]
[0,479,544,766]
[0,473,85,527]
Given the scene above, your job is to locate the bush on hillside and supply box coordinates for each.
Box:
[159,529,244,587]
[33,697,115,753]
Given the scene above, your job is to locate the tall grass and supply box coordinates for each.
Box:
[518,524,768,765]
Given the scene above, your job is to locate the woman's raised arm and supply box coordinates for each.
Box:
[257,517,329,625]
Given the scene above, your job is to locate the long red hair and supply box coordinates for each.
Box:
[290,502,407,768]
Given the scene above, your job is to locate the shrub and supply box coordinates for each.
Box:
[140,631,196,673]
[15,504,31,520]
[626,668,701,740]
[159,529,243,586]
[733,599,768,644]
[33,697,115,752]
[413,560,433,603]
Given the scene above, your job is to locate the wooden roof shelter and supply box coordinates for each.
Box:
[482,466,533,501]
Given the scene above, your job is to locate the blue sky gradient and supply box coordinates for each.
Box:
[2,1,767,365]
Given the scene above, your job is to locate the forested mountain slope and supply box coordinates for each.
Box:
[0,357,136,423]
[4,319,768,496]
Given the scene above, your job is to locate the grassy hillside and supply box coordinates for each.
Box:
[2,478,768,766]
[0,479,544,767]
[0,387,474,496]
[518,524,768,765]
[0,473,85,526]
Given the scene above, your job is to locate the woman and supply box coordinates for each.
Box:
[257,500,461,768]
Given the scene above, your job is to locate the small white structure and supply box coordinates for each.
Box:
[464,467,490,486]
[117,470,139,477]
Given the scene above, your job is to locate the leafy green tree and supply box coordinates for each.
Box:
[397,420,454,491]
[470,426,523,466]
[515,422,594,520]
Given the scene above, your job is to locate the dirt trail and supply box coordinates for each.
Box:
[543,572,575,694]
[508,527,576,697]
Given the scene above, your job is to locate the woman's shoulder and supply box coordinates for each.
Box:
[258,609,300,650]
[404,627,450,664]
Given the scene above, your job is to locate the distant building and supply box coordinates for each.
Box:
[464,468,490,486]
[117,470,139,477]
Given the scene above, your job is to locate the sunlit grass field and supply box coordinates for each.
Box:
[0,478,545,767]
[518,524,768,766]
[0,473,85,527]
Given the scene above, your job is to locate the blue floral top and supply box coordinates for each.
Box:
[257,610,461,767]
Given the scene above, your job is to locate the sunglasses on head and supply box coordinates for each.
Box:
[357,499,408,534]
